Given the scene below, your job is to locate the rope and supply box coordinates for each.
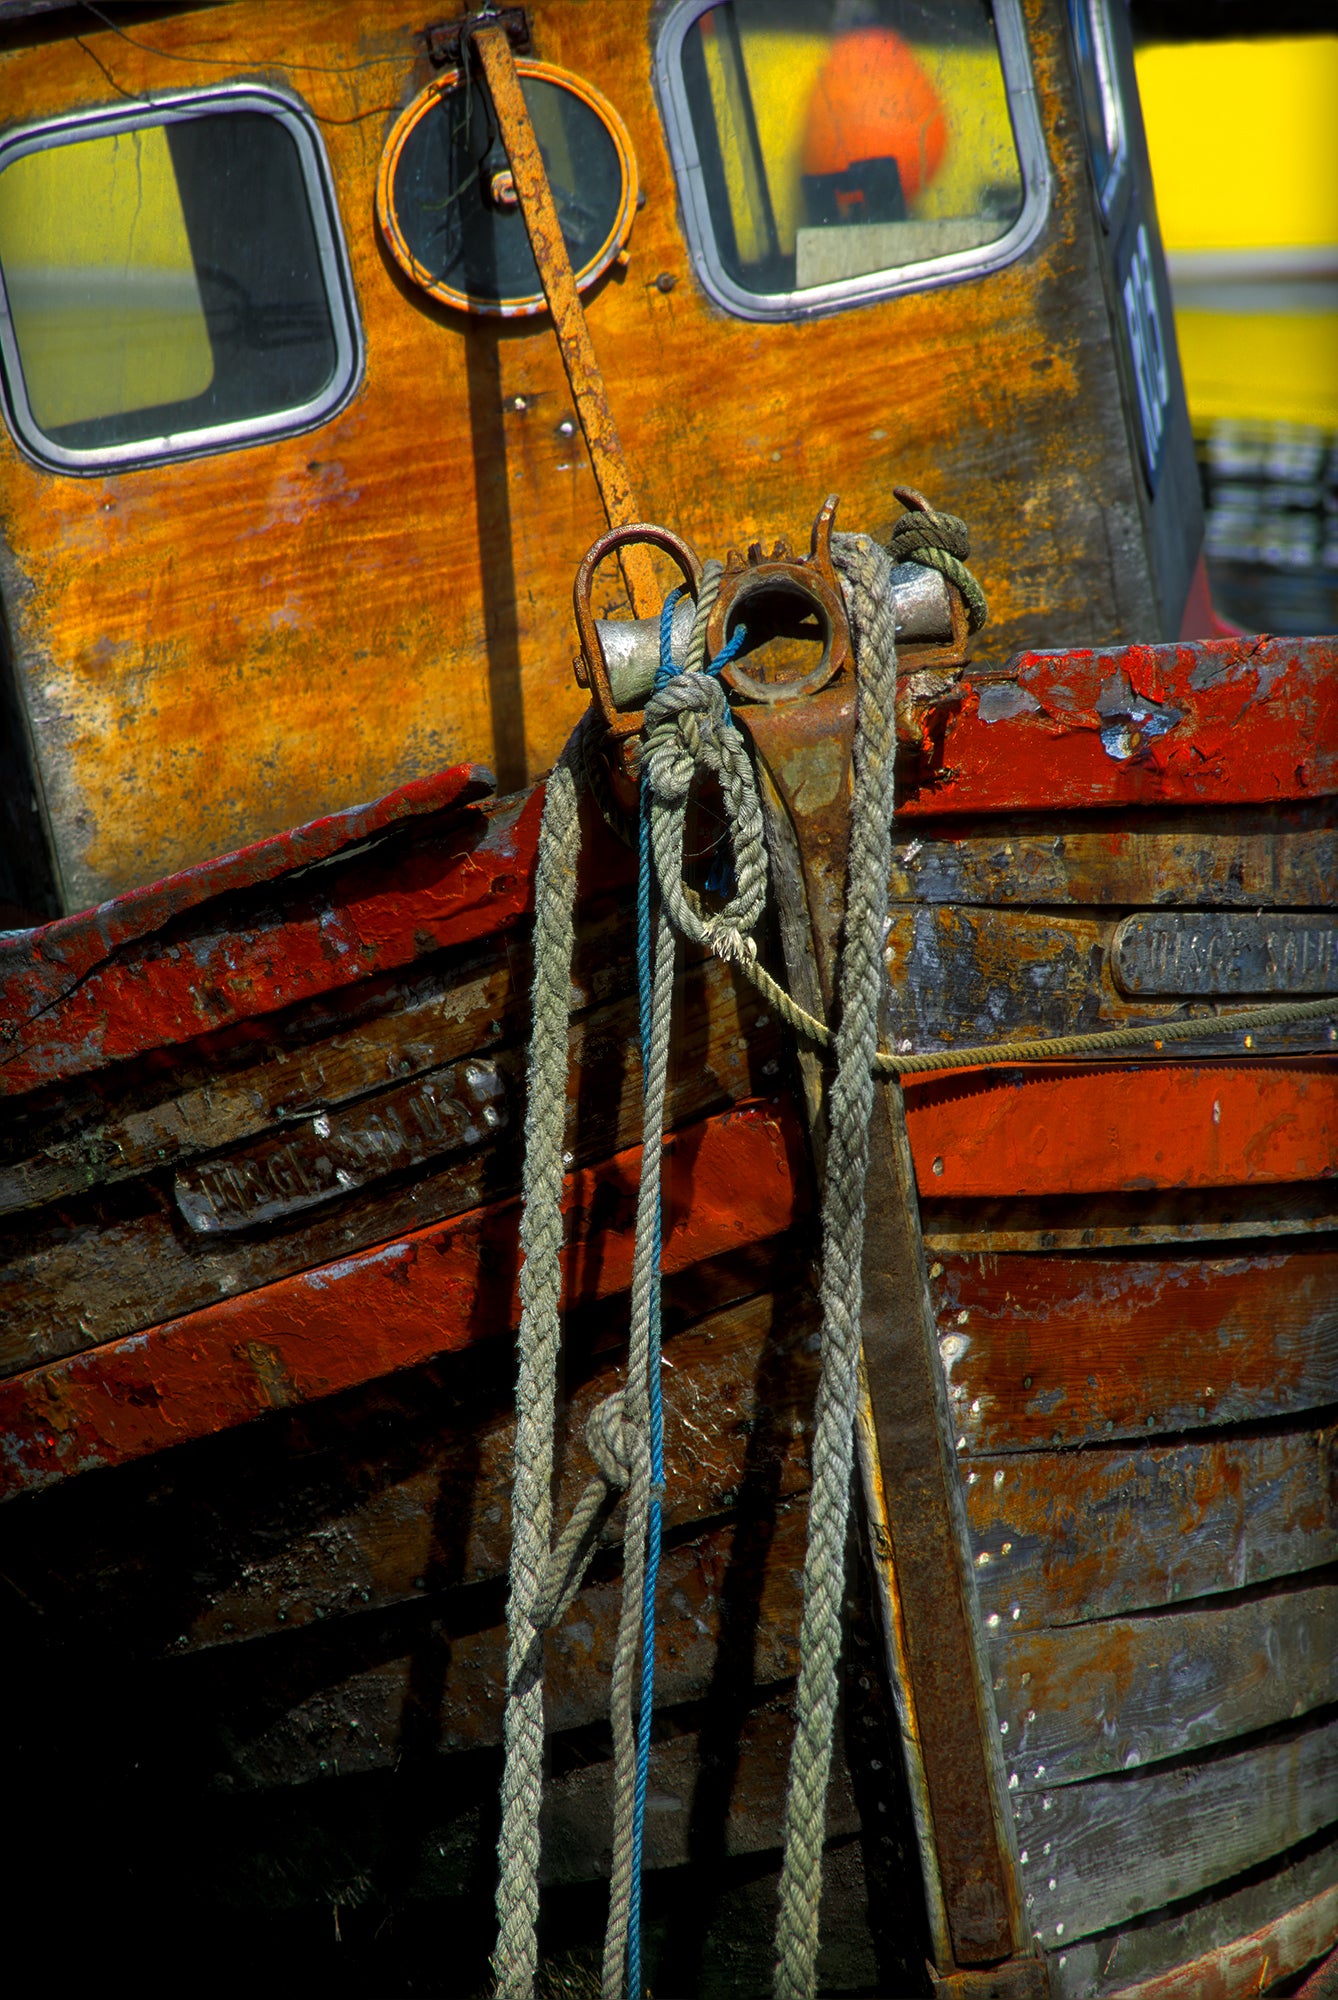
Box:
[620,573,752,1999]
[494,713,595,2000]
[888,502,989,633]
[720,963,1336,1075]
[494,570,755,2000]
[495,517,1334,2000]
[772,534,901,2000]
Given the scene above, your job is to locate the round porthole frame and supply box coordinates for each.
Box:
[376,61,638,318]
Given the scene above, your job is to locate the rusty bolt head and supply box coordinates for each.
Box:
[655,272,677,294]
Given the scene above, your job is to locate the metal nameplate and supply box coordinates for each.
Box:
[174,1058,508,1233]
[1111,913,1338,996]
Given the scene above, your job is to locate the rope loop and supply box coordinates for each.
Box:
[642,668,769,967]
[585,1391,635,1490]
[887,503,989,632]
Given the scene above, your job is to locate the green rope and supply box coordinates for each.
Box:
[887,503,989,633]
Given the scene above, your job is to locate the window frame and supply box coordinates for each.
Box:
[653,0,1052,323]
[1067,0,1129,228]
[0,83,363,476]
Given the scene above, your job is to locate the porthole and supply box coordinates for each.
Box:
[377,62,637,318]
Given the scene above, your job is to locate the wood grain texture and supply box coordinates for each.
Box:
[0,950,780,1372]
[965,1426,1338,1629]
[921,1184,1338,1255]
[215,1501,812,1784]
[0,0,1173,907]
[1101,1885,1338,2000]
[1048,1833,1338,2000]
[884,903,1338,1051]
[1013,1712,1338,1947]
[0,1285,819,1654]
[990,1581,1338,1789]
[0,1099,809,1498]
[933,1245,1338,1450]
[887,804,1338,909]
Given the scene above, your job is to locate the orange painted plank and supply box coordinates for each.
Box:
[935,1245,1338,1450]
[0,1099,808,1500]
[904,1061,1336,1196]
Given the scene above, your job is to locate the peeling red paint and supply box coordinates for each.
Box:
[901,635,1338,817]
[0,1099,808,1499]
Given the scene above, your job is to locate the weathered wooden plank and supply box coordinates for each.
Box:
[899,640,1338,821]
[933,1246,1338,1450]
[218,1501,812,1787]
[0,0,1189,912]
[1048,1832,1328,1992]
[921,1183,1338,1255]
[903,1062,1337,1198]
[0,1286,817,1653]
[0,954,780,1375]
[1014,1711,1338,1946]
[888,803,1337,909]
[0,762,490,1042]
[965,1426,1337,1629]
[883,907,1170,1051]
[537,1694,863,1886]
[0,1100,809,1499]
[883,904,1338,1052]
[990,1581,1338,1789]
[1104,1885,1338,2000]
[0,781,577,1098]
[1048,1831,1338,2000]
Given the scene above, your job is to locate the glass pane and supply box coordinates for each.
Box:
[1067,0,1124,215]
[0,111,339,452]
[0,128,213,430]
[680,0,1024,297]
[388,74,624,308]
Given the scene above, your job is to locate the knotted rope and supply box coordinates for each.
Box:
[888,501,989,633]
[495,524,1333,2000]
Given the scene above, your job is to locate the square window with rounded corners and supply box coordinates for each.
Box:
[0,85,362,475]
[655,0,1051,322]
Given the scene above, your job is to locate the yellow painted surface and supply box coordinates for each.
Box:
[1135,36,1338,428]
[1173,309,1338,431]
[0,0,1165,911]
[1135,37,1338,254]
[0,126,213,430]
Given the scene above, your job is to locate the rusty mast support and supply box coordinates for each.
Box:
[471,24,661,621]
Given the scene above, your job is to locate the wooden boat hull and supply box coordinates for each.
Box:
[2,630,1334,1996]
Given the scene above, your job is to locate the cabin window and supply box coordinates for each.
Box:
[654,0,1049,321]
[1067,0,1127,224]
[0,87,361,474]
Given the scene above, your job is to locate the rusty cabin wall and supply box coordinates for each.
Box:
[0,0,1197,917]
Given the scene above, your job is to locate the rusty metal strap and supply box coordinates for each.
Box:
[471,25,659,620]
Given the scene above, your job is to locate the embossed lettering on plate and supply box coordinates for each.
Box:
[175,1059,508,1232]
[1112,913,1338,996]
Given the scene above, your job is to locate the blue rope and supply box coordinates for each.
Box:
[626,587,746,1997]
